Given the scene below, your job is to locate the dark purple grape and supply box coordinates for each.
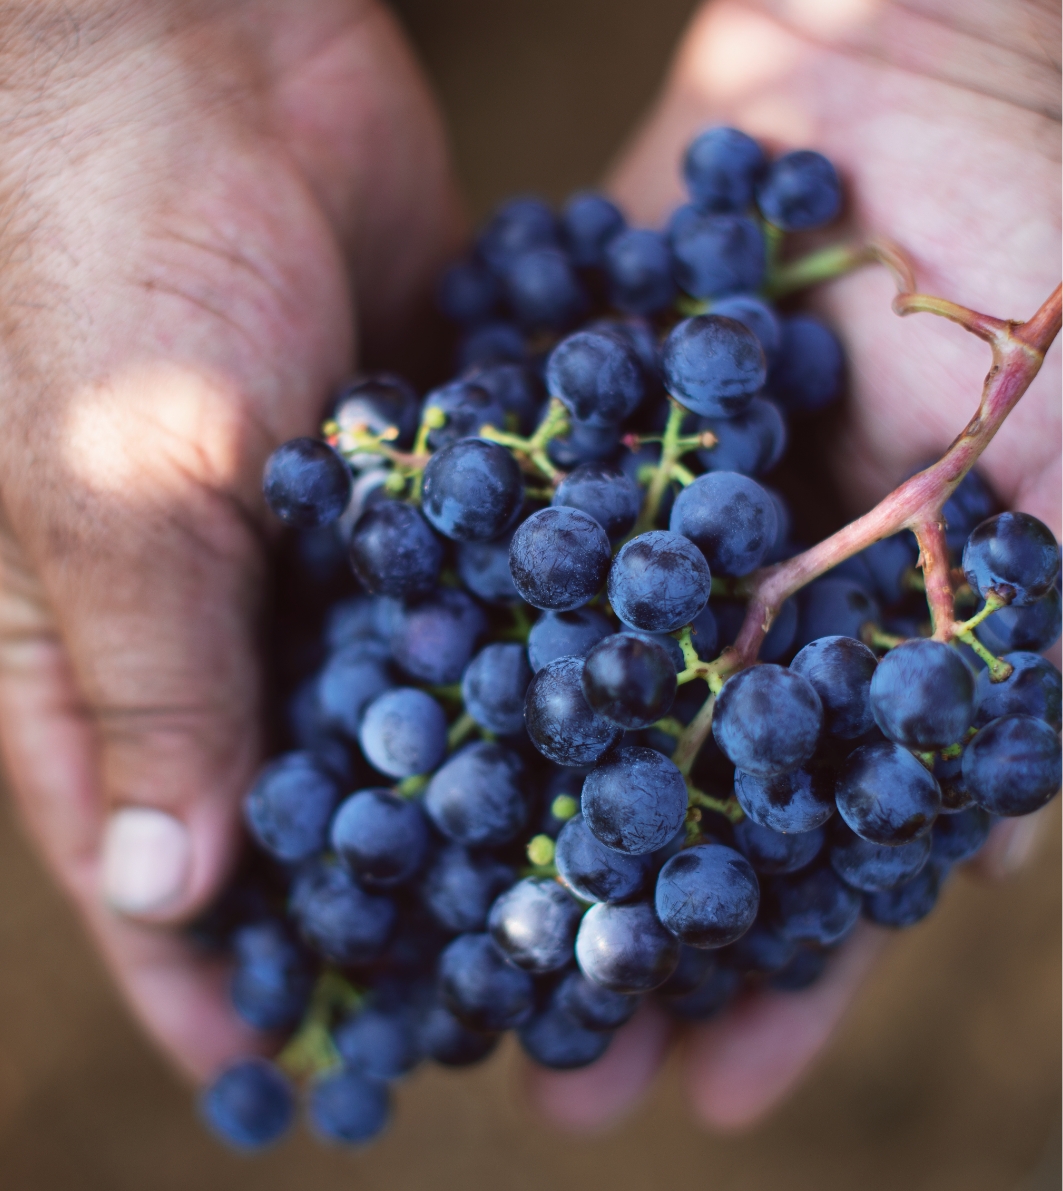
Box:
[424,742,527,847]
[555,813,653,903]
[962,512,1060,605]
[656,943,717,995]
[962,713,1061,817]
[683,126,766,213]
[307,1068,390,1146]
[695,397,787,477]
[509,507,611,612]
[419,1001,499,1067]
[975,587,1062,654]
[504,247,588,332]
[655,844,760,948]
[930,806,992,865]
[518,1001,613,1070]
[421,438,523,543]
[330,788,429,889]
[608,531,712,633]
[733,818,824,875]
[733,764,836,833]
[358,688,448,779]
[769,864,861,946]
[487,877,583,973]
[836,739,941,845]
[545,329,645,427]
[334,373,420,452]
[713,665,823,777]
[289,858,396,965]
[670,471,778,577]
[461,642,532,736]
[524,656,623,766]
[709,294,780,361]
[244,752,341,864]
[662,315,766,418]
[349,501,442,599]
[457,321,527,370]
[437,257,500,326]
[477,196,558,273]
[463,361,545,436]
[671,212,766,299]
[870,639,973,750]
[933,750,975,813]
[333,1006,422,1081]
[561,191,625,267]
[717,919,796,975]
[769,946,828,991]
[658,964,740,1020]
[527,608,613,672]
[456,531,520,604]
[790,635,878,740]
[553,462,642,540]
[793,578,879,650]
[575,901,680,993]
[554,969,639,1031]
[756,150,841,231]
[768,315,843,416]
[828,819,931,892]
[263,438,352,529]
[389,587,487,685]
[580,633,677,729]
[862,864,943,928]
[418,844,516,935]
[603,228,677,315]
[973,652,1062,730]
[230,920,313,1032]
[581,745,689,856]
[438,932,535,1032]
[423,380,506,451]
[201,1060,294,1150]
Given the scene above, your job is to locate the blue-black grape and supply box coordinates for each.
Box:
[836,740,941,845]
[689,603,719,661]
[330,788,429,889]
[487,876,583,973]
[230,920,313,1032]
[244,752,340,864]
[794,578,879,650]
[658,964,740,1020]
[456,531,520,604]
[608,531,712,633]
[438,932,535,1031]
[575,901,680,993]
[962,512,1060,605]
[717,919,796,975]
[504,247,588,332]
[671,212,766,299]
[315,646,392,742]
[509,506,611,612]
[695,397,787,478]
[733,818,824,875]
[670,471,778,577]
[333,1006,422,1081]
[334,373,420,453]
[941,467,999,552]
[862,864,943,929]
[421,438,523,543]
[580,633,677,729]
[683,126,766,212]
[289,858,396,965]
[545,329,644,427]
[461,642,533,736]
[975,586,1062,654]
[523,656,623,766]
[733,763,836,832]
[769,863,861,946]
[828,819,931,892]
[437,257,500,326]
[930,806,992,866]
[527,608,613,672]
[419,844,515,934]
[870,639,973,750]
[422,380,506,451]
[561,191,625,268]
[359,688,448,779]
[555,813,653,903]
[463,361,545,436]
[973,651,1062,730]
[709,294,781,362]
[307,1068,390,1146]
[477,196,558,274]
[662,315,766,418]
[769,946,828,991]
[419,1002,499,1067]
[790,635,878,740]
[603,228,677,315]
[711,596,798,664]
[713,665,823,777]
[962,713,1062,817]
[424,741,527,847]
[756,150,841,231]
[457,321,527,370]
[656,943,717,995]
[581,745,689,856]
[553,462,642,540]
[349,501,442,599]
[655,844,760,948]
[201,1060,294,1150]
[768,315,843,415]
[518,1000,613,1070]
[546,417,622,468]
[553,969,639,1031]
[389,587,487,686]
[263,438,352,528]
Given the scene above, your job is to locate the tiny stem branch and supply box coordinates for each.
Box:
[672,692,716,777]
[686,783,745,825]
[632,398,687,535]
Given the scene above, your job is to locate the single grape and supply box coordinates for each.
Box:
[733,763,836,832]
[828,819,931,892]
[462,361,545,436]
[930,806,993,866]
[555,813,653,904]
[870,639,974,750]
[973,651,1062,730]
[657,965,741,1020]
[941,467,999,552]
[655,844,760,948]
[561,191,626,268]
[733,818,824,875]
[683,126,767,213]
[709,294,781,362]
[263,438,352,528]
[315,647,392,742]
[857,534,919,605]
[756,150,842,231]
[289,858,396,965]
[768,863,861,946]
[523,656,623,766]
[661,315,766,418]
[711,596,798,664]
[307,1068,390,1146]
[695,397,787,478]
[518,1001,614,1070]
[581,745,689,856]
[588,315,662,384]
[836,739,941,845]
[790,635,878,740]
[330,788,430,889]
[975,585,1062,654]
[422,380,506,451]
[553,461,642,540]
[769,946,828,992]
[334,373,421,461]
[487,877,583,973]
[230,920,313,1032]
[438,933,535,1031]
[349,501,442,599]
[962,713,1062,817]
[461,642,533,736]
[333,1007,422,1081]
[504,246,588,332]
[670,471,778,577]
[389,587,487,685]
[509,507,612,612]
[717,919,796,975]
[545,329,644,427]
[671,212,766,299]
[581,633,677,729]
[477,196,558,273]
[793,578,879,650]
[527,607,613,672]
[608,531,712,633]
[456,530,520,604]
[603,228,677,315]
[419,1002,499,1067]
[768,315,843,415]
[457,321,527,370]
[244,752,340,864]
[657,943,717,995]
[424,741,528,847]
[419,844,516,934]
[713,665,823,777]
[962,512,1060,605]
[575,901,680,993]
[358,688,448,779]
[323,594,392,654]
[421,438,523,543]
[862,864,943,928]
[437,257,500,325]
[200,1060,294,1150]
[554,969,640,1031]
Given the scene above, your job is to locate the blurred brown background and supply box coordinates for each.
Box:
[0,2,1059,1188]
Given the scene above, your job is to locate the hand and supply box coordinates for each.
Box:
[0,0,461,1082]
[528,0,1060,1131]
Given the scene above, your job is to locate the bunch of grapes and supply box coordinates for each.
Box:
[193,128,1062,1152]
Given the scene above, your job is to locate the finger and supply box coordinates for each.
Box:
[524,1000,674,1132]
[683,924,886,1130]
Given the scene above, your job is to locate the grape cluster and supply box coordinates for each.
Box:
[195,127,1061,1153]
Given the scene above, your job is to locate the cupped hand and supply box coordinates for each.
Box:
[0,0,461,1081]
[528,0,1060,1133]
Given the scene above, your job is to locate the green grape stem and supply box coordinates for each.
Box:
[277,969,362,1081]
[479,396,570,482]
